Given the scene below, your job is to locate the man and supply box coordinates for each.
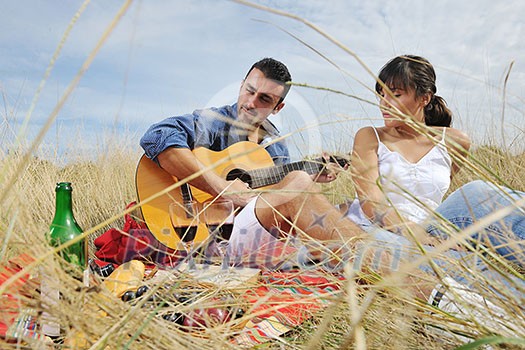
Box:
[140,57,358,268]
[141,57,291,208]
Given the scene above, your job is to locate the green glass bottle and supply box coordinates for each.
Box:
[48,182,86,268]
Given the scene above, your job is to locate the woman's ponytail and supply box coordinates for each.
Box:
[425,95,452,127]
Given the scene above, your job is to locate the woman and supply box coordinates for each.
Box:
[348,55,524,265]
[348,55,469,240]
[343,55,523,335]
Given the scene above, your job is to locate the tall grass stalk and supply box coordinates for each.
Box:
[1,1,524,350]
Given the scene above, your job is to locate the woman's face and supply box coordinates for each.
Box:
[379,85,427,128]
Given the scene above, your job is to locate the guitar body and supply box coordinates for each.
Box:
[135,141,275,249]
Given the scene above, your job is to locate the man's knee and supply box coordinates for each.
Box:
[279,171,317,191]
[256,171,317,218]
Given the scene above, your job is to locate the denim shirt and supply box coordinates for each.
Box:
[140,103,290,165]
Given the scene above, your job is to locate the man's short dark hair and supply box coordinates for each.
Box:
[246,58,292,103]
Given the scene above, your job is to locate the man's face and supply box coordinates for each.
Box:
[236,68,286,127]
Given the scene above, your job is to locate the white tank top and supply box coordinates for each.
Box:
[347,127,452,225]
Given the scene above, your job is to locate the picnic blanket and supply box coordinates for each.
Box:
[1,202,343,346]
[92,205,344,346]
[1,255,342,346]
[232,271,343,346]
[0,254,46,341]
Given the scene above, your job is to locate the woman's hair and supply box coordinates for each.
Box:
[375,55,452,127]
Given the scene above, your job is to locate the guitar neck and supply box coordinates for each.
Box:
[248,160,323,189]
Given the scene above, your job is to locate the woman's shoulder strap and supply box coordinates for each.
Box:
[371,127,381,142]
[441,127,447,143]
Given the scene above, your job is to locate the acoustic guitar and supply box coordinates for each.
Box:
[135,141,347,249]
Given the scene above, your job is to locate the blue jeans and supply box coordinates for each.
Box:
[428,180,525,267]
[366,180,524,266]
[362,180,524,292]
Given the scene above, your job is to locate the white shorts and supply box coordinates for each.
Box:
[228,197,299,268]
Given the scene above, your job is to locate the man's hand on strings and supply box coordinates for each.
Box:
[311,152,349,183]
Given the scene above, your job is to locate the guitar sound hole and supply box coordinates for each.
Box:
[226,169,252,187]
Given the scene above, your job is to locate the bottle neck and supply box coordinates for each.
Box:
[52,189,75,222]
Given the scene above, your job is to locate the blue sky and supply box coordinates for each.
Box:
[1,0,524,162]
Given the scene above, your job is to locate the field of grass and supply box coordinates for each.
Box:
[1,3,525,349]
[0,128,524,349]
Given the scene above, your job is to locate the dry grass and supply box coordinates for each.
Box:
[1,2,524,349]
[1,134,524,349]
[453,146,525,192]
